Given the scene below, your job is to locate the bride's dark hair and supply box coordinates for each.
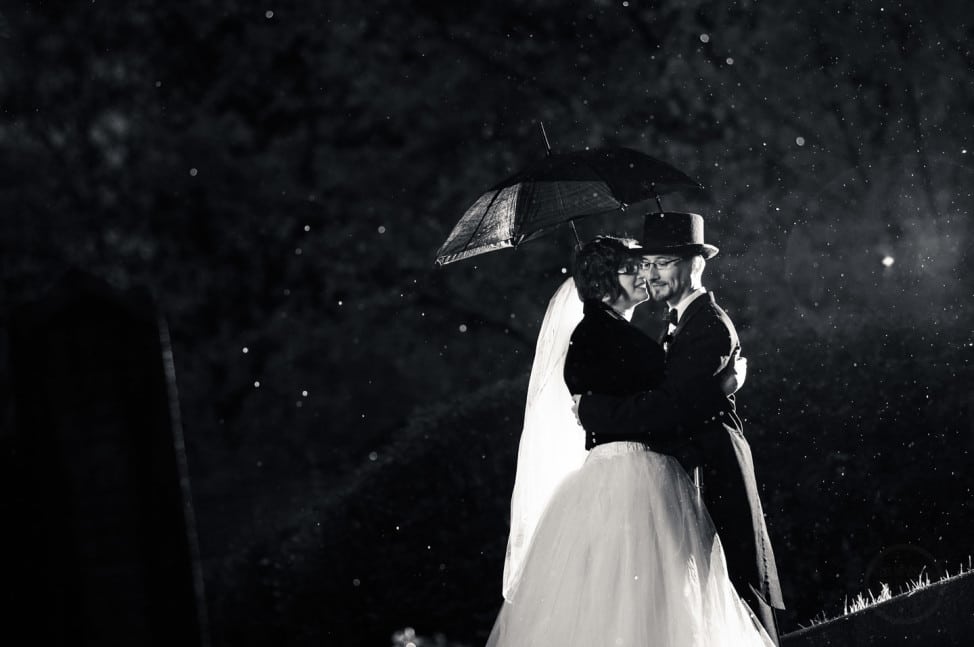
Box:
[573,235,641,304]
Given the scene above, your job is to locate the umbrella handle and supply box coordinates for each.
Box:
[538,121,552,157]
[569,220,581,248]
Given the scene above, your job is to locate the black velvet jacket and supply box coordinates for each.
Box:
[564,300,666,451]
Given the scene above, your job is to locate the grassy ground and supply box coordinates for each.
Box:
[803,557,973,627]
[783,566,974,647]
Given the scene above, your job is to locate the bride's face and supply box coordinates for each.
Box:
[610,268,651,311]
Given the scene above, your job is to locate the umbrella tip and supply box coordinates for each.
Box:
[652,185,664,213]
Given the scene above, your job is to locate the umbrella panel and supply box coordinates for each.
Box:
[434,187,519,266]
[434,181,622,265]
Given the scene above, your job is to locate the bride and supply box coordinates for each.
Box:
[487,236,774,647]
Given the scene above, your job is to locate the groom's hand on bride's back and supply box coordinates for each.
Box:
[571,394,583,426]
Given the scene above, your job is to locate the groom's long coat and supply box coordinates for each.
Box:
[578,291,784,612]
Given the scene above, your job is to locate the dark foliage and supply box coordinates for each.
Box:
[216,378,526,646]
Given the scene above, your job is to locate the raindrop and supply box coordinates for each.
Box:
[726,57,734,65]
[700,33,710,43]
[242,347,249,354]
[254,381,261,388]
[265,10,274,19]
[459,324,468,332]
[369,451,378,461]
[882,255,895,267]
[189,167,198,176]
[378,225,386,234]
[796,137,806,146]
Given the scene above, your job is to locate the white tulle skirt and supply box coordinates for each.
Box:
[487,442,774,647]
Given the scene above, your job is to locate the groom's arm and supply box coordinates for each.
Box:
[578,316,736,445]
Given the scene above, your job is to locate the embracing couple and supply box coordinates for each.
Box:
[487,212,784,646]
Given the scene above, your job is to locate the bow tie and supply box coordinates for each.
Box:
[667,308,679,327]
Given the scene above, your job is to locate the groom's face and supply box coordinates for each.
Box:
[639,254,693,304]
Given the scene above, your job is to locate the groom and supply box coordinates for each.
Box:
[575,212,784,643]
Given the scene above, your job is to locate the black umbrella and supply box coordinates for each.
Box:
[434,144,704,266]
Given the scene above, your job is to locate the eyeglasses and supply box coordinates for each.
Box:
[617,258,683,274]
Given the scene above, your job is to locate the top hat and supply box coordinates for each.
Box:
[640,211,719,259]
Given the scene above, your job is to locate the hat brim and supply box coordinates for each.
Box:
[638,243,719,260]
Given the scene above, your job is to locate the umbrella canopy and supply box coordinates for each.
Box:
[434,147,703,266]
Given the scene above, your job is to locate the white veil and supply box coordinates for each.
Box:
[502,277,588,601]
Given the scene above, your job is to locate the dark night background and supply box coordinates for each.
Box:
[1,1,973,645]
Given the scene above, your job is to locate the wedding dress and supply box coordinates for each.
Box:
[488,278,773,647]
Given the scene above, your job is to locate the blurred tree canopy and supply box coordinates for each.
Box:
[1,1,973,645]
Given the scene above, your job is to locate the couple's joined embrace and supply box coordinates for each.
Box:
[486,213,784,646]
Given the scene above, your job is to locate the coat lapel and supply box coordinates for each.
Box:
[669,291,715,345]
[660,290,717,350]
[656,291,716,352]
[667,292,742,413]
